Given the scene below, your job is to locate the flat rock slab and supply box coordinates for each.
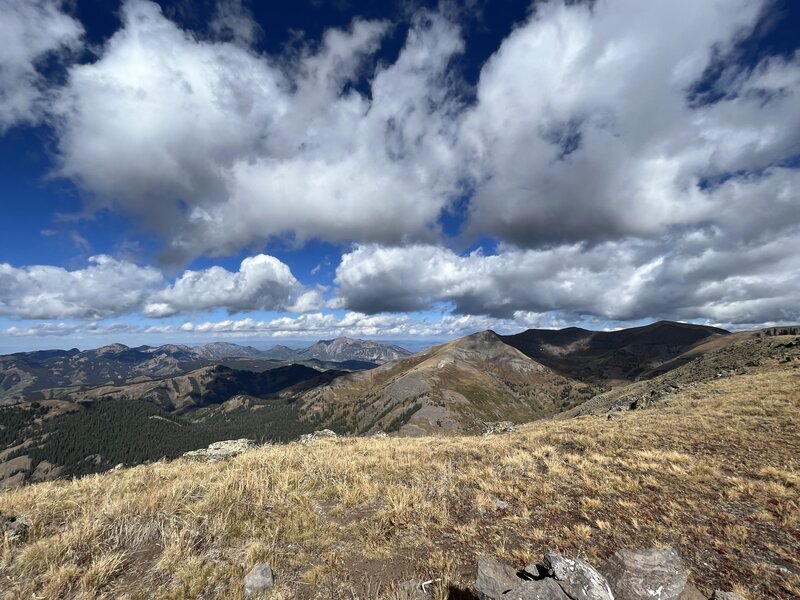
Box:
[600,548,689,600]
[183,439,256,461]
[503,578,572,600]
[475,556,521,600]
[544,553,614,600]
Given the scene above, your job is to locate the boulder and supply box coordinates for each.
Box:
[544,553,614,600]
[600,548,690,600]
[711,592,747,600]
[506,578,572,600]
[475,557,570,600]
[299,429,339,445]
[681,583,707,600]
[0,513,28,542]
[475,556,521,599]
[183,439,256,461]
[244,562,274,598]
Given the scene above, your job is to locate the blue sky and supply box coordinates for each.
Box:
[0,0,799,352]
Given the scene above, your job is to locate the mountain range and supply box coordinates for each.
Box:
[4,320,797,490]
[0,337,410,403]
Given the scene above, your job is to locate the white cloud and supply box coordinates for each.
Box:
[0,256,163,320]
[144,254,301,317]
[0,253,314,321]
[52,1,463,262]
[0,0,83,131]
[460,0,800,248]
[334,234,800,325]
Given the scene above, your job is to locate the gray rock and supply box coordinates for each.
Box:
[600,548,689,600]
[504,578,572,600]
[183,439,256,461]
[544,553,614,600]
[0,513,28,542]
[299,429,339,445]
[711,592,747,600]
[522,563,548,579]
[680,583,706,600]
[244,562,274,598]
[475,556,521,600]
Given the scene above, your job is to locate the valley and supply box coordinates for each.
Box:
[0,322,790,492]
[0,326,797,599]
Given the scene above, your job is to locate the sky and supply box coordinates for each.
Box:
[0,0,799,353]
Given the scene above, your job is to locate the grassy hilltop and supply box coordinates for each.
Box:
[0,347,798,600]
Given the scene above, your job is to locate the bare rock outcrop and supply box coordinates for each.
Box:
[475,549,744,600]
[182,439,256,461]
[600,548,691,600]
[298,429,339,445]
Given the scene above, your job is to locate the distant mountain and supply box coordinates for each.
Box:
[190,342,265,360]
[296,331,597,435]
[0,344,207,401]
[36,363,328,413]
[500,320,728,384]
[293,337,411,363]
[0,337,403,403]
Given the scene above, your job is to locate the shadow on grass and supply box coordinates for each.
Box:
[447,585,479,600]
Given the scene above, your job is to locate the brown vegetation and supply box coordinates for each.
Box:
[1,352,797,599]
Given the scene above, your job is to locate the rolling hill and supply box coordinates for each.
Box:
[500,320,728,384]
[296,330,600,435]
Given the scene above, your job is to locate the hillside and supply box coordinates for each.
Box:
[50,363,327,412]
[501,320,728,384]
[0,339,797,599]
[560,329,800,417]
[0,338,404,403]
[0,344,206,402]
[296,331,601,435]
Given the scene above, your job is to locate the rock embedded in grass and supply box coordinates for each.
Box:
[475,556,522,599]
[475,556,571,600]
[544,553,614,600]
[0,513,28,542]
[298,429,339,444]
[182,439,256,461]
[600,548,691,600]
[243,562,274,598]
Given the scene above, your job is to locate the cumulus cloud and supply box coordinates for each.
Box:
[52,0,463,262]
[2,0,799,333]
[144,254,302,317]
[0,254,314,321]
[0,0,83,131]
[0,256,163,320]
[461,0,800,248]
[334,235,800,325]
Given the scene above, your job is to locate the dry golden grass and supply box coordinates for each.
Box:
[0,363,798,599]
